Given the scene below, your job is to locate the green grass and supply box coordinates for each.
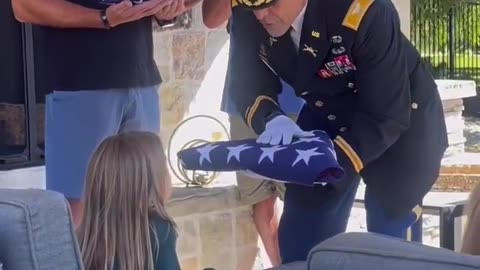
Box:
[422,53,480,69]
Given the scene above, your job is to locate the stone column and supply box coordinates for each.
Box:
[392,0,411,37]
[153,7,232,185]
[436,79,477,158]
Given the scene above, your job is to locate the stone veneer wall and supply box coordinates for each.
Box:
[153,8,229,148]
[168,187,261,270]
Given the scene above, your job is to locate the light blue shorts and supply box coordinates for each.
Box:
[45,86,160,199]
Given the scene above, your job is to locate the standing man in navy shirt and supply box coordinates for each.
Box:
[11,0,199,226]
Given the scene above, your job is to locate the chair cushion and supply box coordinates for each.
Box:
[307,232,480,270]
[0,188,83,270]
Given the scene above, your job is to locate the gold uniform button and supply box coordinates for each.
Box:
[348,82,355,88]
[301,91,309,96]
[339,127,348,132]
[327,114,336,121]
[412,102,418,109]
[315,100,324,107]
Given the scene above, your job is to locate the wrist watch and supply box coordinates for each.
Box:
[100,10,112,29]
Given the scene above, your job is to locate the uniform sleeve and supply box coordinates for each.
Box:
[228,8,283,135]
[333,1,411,174]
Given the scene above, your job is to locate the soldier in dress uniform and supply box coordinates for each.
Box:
[228,0,449,263]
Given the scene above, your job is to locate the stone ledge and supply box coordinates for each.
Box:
[434,174,480,192]
[434,153,480,192]
[436,79,477,101]
[441,153,480,174]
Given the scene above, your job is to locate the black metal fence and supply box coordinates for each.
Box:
[411,0,480,83]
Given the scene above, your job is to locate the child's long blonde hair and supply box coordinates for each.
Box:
[77,131,174,270]
[461,183,480,255]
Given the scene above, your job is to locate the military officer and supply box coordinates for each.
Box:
[228,0,449,263]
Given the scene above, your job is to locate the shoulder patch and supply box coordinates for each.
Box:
[342,0,375,31]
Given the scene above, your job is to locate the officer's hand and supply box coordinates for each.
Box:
[257,115,314,145]
[106,0,172,27]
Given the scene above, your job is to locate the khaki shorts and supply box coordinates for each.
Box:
[229,115,297,205]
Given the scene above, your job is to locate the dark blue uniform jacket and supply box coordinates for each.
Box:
[228,0,449,217]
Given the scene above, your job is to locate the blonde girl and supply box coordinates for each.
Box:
[77,131,180,270]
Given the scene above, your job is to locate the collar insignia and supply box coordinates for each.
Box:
[302,44,318,57]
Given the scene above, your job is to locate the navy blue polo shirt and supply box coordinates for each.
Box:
[33,0,161,95]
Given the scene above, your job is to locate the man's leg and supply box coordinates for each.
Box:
[229,115,282,267]
[278,175,361,263]
[365,185,422,241]
[45,89,129,226]
[364,187,422,241]
[252,194,282,267]
[119,86,160,134]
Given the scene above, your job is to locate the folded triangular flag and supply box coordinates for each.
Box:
[177,130,344,186]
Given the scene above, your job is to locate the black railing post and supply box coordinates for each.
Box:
[447,7,456,79]
[21,23,41,163]
[439,206,455,250]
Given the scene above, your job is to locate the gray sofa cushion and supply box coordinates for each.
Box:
[266,262,306,270]
[307,232,480,270]
[0,189,83,270]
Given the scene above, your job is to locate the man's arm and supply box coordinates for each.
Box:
[332,0,411,174]
[12,0,172,29]
[228,8,283,134]
[11,0,104,28]
[202,0,231,28]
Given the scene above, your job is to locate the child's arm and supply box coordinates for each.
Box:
[202,0,231,28]
[154,222,181,270]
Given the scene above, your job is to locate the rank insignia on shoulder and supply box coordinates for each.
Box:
[311,31,320,38]
[342,0,374,31]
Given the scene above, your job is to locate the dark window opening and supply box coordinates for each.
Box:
[0,1,44,170]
